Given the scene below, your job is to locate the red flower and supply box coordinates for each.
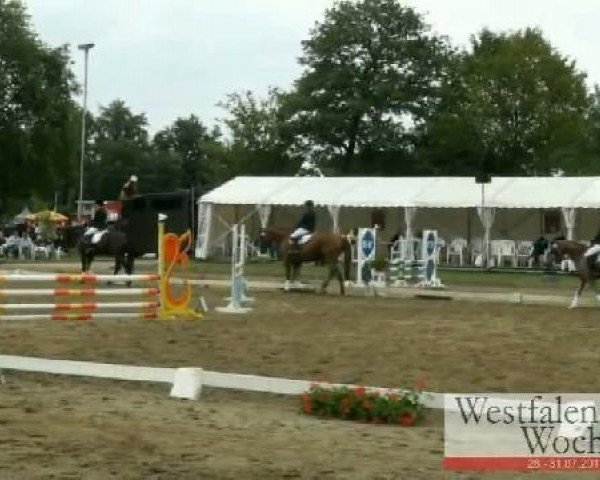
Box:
[399,411,417,427]
[353,386,367,398]
[301,394,312,415]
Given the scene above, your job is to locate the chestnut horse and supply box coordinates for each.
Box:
[547,239,600,308]
[262,228,352,295]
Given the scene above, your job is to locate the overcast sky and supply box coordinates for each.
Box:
[25,0,600,134]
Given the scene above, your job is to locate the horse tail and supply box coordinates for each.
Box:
[343,236,352,282]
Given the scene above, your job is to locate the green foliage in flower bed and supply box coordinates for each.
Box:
[301,383,425,426]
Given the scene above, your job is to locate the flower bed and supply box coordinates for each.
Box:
[300,384,425,426]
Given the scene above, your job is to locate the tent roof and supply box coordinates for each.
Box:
[200,176,600,209]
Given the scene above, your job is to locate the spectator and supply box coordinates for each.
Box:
[5,231,20,258]
[530,236,549,267]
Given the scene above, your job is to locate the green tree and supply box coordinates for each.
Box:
[153,114,225,190]
[417,28,590,176]
[86,100,150,200]
[281,0,450,174]
[0,0,78,212]
[563,86,600,174]
[220,88,293,176]
[138,149,183,194]
[93,99,148,146]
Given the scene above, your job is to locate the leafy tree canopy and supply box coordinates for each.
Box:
[281,0,451,174]
[0,0,78,212]
[417,28,590,176]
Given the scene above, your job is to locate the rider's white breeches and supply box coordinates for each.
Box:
[585,245,600,257]
[290,228,309,240]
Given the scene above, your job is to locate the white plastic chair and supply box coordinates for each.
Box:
[34,245,50,260]
[19,238,35,260]
[516,241,534,267]
[446,238,467,266]
[491,240,517,268]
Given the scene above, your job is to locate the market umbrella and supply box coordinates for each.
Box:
[33,210,69,222]
[14,207,34,223]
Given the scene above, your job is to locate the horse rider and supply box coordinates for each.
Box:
[530,236,548,267]
[289,200,316,247]
[83,200,108,249]
[119,174,138,201]
[584,230,600,270]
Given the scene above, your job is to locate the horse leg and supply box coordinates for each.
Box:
[591,279,600,306]
[569,277,585,309]
[113,255,123,276]
[107,251,126,287]
[320,263,335,294]
[284,260,292,292]
[292,264,303,286]
[79,241,91,273]
[125,254,134,276]
[85,253,94,273]
[292,263,301,285]
[80,247,87,273]
[335,263,345,295]
[124,254,134,287]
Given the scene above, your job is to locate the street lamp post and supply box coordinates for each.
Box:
[77,43,95,220]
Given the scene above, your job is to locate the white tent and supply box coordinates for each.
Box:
[196,176,600,259]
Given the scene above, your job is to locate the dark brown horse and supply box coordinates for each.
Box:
[262,228,352,295]
[78,223,136,279]
[548,239,600,308]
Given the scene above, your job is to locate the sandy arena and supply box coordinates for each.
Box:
[1,274,600,479]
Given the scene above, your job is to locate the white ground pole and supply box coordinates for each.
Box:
[0,354,440,406]
[0,354,550,413]
[216,224,253,314]
[236,223,254,304]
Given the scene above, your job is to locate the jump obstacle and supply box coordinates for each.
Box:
[388,230,443,288]
[216,223,254,314]
[0,215,202,321]
[355,227,379,286]
[355,228,443,288]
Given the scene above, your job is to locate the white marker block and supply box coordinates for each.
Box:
[170,367,203,400]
